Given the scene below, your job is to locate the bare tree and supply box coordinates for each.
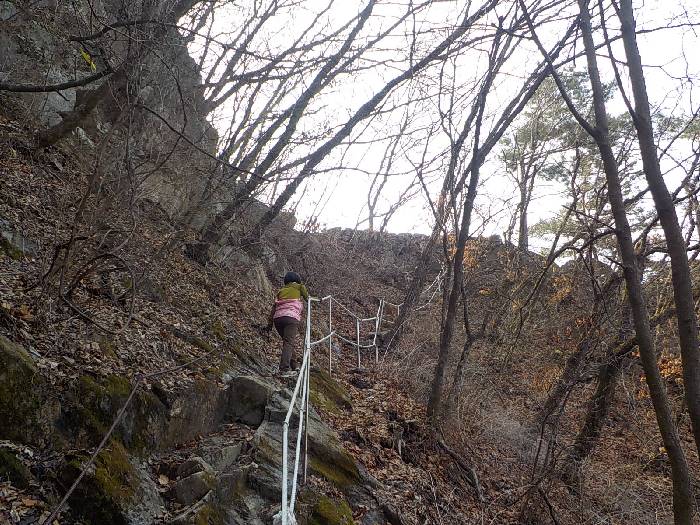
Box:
[615,0,700,461]
[521,0,695,521]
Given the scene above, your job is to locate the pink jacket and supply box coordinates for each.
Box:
[273,298,303,321]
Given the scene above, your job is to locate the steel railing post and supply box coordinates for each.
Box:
[280,293,401,522]
[303,343,310,484]
[290,360,307,508]
[374,299,383,363]
[328,298,333,375]
[356,318,360,368]
[282,421,289,525]
[306,296,312,349]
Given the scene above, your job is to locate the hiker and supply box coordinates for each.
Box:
[267,271,309,374]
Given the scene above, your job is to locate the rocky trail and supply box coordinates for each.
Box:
[0,278,484,525]
[0,117,469,524]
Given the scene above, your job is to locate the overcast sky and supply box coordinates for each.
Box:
[194,0,700,247]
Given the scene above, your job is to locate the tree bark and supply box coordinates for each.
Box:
[537,335,592,426]
[574,2,694,521]
[617,0,700,461]
[517,175,529,251]
[564,354,622,474]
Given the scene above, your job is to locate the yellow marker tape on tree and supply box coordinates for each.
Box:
[80,50,97,72]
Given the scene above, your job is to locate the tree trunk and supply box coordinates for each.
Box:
[447,283,477,404]
[517,176,529,251]
[618,0,700,461]
[575,2,694,521]
[563,355,622,475]
[427,165,480,421]
[537,335,592,426]
[426,16,508,422]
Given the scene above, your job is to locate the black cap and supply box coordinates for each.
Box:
[284,271,302,284]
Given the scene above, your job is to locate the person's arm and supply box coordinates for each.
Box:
[300,284,309,301]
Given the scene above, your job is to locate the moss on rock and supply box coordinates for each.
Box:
[64,374,166,453]
[65,441,137,524]
[309,495,356,525]
[0,336,51,445]
[309,369,352,415]
[63,375,120,443]
[93,441,137,503]
[308,451,360,489]
[127,388,168,454]
[0,448,31,489]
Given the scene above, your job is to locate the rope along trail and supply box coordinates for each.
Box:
[41,339,222,525]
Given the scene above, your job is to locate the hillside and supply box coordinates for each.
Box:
[0,112,476,524]
[2,111,697,524]
[2,1,700,524]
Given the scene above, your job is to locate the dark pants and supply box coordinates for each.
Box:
[274,316,299,371]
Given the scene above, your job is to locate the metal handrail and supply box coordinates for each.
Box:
[278,286,439,523]
[280,304,311,525]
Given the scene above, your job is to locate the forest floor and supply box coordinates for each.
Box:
[0,116,485,524]
[1,114,697,524]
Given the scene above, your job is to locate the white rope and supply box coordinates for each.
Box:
[335,332,376,349]
[280,291,400,523]
[329,296,360,319]
[309,332,335,347]
[280,298,313,525]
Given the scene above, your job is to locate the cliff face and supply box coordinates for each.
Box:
[1,2,438,295]
[0,0,219,222]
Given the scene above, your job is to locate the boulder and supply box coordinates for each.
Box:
[214,247,273,297]
[169,470,216,505]
[198,442,242,473]
[0,218,39,259]
[177,456,212,479]
[0,336,57,446]
[63,441,163,525]
[0,448,31,489]
[227,375,274,427]
[0,4,18,19]
[164,379,229,447]
[309,368,352,414]
[309,495,356,525]
[349,377,373,390]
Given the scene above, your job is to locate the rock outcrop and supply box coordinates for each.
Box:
[0,1,219,224]
[0,333,390,524]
